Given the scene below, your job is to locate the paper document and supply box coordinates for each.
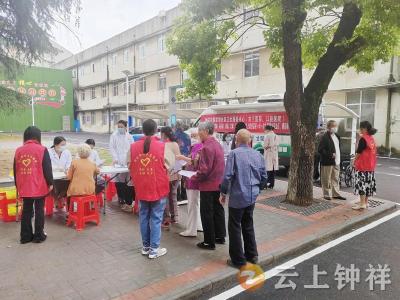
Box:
[178,170,197,178]
[173,160,187,172]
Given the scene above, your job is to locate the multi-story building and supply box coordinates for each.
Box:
[53,6,400,153]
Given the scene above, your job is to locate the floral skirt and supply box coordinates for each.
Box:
[354,171,376,197]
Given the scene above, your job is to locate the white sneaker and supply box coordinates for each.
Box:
[141,247,150,255]
[352,203,367,210]
[179,231,196,237]
[148,248,167,259]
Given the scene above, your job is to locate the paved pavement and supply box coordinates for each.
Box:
[0,180,396,300]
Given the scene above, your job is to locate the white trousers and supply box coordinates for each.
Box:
[184,189,203,235]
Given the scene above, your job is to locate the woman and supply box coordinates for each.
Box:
[231,122,247,150]
[109,120,134,211]
[14,126,53,244]
[49,136,72,202]
[352,121,377,210]
[264,125,279,189]
[160,126,181,228]
[221,133,232,161]
[128,119,175,259]
[67,144,99,198]
[177,128,203,237]
[84,139,104,167]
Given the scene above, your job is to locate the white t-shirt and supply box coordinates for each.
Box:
[331,133,341,166]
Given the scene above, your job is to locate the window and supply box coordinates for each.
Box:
[112,54,117,65]
[160,15,167,27]
[158,73,167,90]
[181,70,189,85]
[80,90,85,102]
[92,63,95,73]
[243,7,260,24]
[102,111,108,125]
[244,52,260,77]
[139,43,145,59]
[101,84,107,98]
[139,77,146,93]
[81,112,86,125]
[158,35,165,52]
[91,111,96,125]
[123,49,129,63]
[113,113,120,125]
[346,90,376,126]
[122,82,127,96]
[90,87,96,99]
[128,81,132,94]
[113,82,119,96]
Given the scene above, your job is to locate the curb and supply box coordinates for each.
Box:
[164,202,398,300]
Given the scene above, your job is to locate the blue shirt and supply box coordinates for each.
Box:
[220,145,267,209]
[175,129,191,156]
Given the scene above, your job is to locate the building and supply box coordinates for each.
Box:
[52,6,400,154]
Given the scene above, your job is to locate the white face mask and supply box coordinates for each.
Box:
[331,127,338,134]
[225,136,232,142]
[58,145,67,152]
[117,128,125,135]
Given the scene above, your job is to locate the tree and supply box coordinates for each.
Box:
[167,0,400,205]
[0,0,80,110]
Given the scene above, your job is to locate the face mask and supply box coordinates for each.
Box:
[191,138,198,146]
[225,137,232,142]
[117,128,125,135]
[58,145,67,152]
[331,127,338,134]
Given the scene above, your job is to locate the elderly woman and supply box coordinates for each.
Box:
[67,144,99,198]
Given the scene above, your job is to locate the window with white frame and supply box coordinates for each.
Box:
[81,112,86,125]
[158,35,165,53]
[215,60,222,81]
[139,77,146,92]
[90,87,96,99]
[122,82,127,96]
[101,84,107,98]
[346,90,376,127]
[139,43,145,59]
[112,53,117,65]
[91,111,96,125]
[102,111,108,125]
[80,90,85,102]
[113,82,118,96]
[123,49,129,63]
[128,80,132,94]
[244,52,260,77]
[158,73,167,90]
[181,70,189,84]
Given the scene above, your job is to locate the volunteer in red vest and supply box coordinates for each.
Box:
[352,121,377,210]
[128,119,175,259]
[13,126,53,244]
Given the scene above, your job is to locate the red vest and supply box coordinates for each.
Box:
[130,136,170,201]
[354,134,377,172]
[15,140,49,198]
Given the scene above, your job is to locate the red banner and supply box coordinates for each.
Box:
[200,111,290,134]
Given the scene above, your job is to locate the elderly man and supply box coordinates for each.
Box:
[192,121,226,250]
[220,129,267,268]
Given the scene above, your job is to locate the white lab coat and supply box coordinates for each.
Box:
[264,132,279,171]
[49,148,72,171]
[109,131,133,182]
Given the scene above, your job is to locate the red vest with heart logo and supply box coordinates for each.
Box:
[130,136,170,201]
[15,140,49,198]
[354,134,377,172]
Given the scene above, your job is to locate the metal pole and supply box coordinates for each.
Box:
[107,46,111,134]
[125,75,129,123]
[31,96,35,126]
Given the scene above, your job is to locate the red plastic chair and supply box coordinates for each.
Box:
[67,195,100,231]
[44,195,55,216]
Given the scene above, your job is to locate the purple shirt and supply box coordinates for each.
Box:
[186,143,203,190]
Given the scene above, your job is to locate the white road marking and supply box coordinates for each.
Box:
[375,171,400,177]
[210,210,400,300]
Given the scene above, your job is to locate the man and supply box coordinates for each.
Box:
[313,127,325,182]
[174,121,191,156]
[220,129,267,268]
[318,120,346,200]
[192,121,226,250]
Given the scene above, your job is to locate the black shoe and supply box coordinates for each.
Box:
[215,238,225,245]
[333,196,346,200]
[20,238,33,244]
[197,242,215,250]
[324,197,332,201]
[32,233,47,243]
[227,259,246,269]
[247,256,258,264]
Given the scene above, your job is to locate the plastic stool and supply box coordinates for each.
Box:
[96,192,104,208]
[44,195,55,216]
[67,195,100,231]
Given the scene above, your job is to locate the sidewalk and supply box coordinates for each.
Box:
[0,180,397,300]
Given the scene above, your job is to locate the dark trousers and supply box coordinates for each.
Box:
[267,169,275,188]
[21,197,46,243]
[314,154,320,180]
[115,182,134,205]
[200,191,226,246]
[228,204,258,265]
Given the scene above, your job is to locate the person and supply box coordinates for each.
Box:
[49,136,72,202]
[231,122,247,150]
[84,139,104,167]
[352,121,377,210]
[221,133,232,161]
[14,126,53,244]
[128,119,175,259]
[264,125,279,189]
[192,121,226,250]
[318,120,346,200]
[160,126,181,228]
[314,127,325,182]
[67,144,99,197]
[109,120,134,211]
[176,128,203,237]
[220,129,267,268]
[174,121,191,157]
